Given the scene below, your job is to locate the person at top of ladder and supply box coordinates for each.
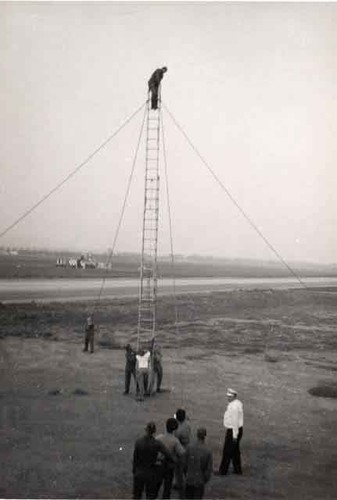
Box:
[148,66,167,110]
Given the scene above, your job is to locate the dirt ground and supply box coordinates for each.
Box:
[0,287,337,499]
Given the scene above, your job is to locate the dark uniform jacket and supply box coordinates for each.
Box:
[133,435,173,474]
[85,324,94,337]
[148,69,165,89]
[184,441,213,486]
[153,349,162,369]
[126,349,136,369]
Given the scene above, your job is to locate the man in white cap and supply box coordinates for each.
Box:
[218,388,243,475]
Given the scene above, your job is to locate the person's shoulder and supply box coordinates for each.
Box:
[204,444,213,457]
[183,420,192,431]
[185,441,194,451]
[135,435,145,446]
[196,442,211,456]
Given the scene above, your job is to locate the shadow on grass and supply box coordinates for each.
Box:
[72,388,89,396]
[308,385,337,399]
[97,339,121,350]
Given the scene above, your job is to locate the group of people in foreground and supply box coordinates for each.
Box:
[82,318,244,497]
[133,390,244,500]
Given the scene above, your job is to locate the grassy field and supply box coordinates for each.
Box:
[0,287,337,499]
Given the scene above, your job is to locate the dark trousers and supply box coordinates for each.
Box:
[185,484,205,499]
[174,461,185,499]
[155,465,174,499]
[149,85,159,109]
[133,469,157,499]
[84,333,94,353]
[154,364,163,391]
[219,427,243,475]
[125,366,136,393]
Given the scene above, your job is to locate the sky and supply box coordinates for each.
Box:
[0,1,336,264]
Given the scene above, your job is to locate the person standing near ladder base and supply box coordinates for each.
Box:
[124,344,137,395]
[148,67,167,110]
[136,348,151,401]
[153,345,163,392]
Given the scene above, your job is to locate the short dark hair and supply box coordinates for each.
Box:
[166,418,178,433]
[146,422,156,435]
[197,427,207,440]
[175,409,186,423]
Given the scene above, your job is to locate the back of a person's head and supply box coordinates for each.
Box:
[166,417,178,433]
[197,427,207,441]
[146,421,156,436]
[175,409,186,423]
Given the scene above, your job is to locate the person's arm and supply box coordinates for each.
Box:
[182,446,189,474]
[175,439,186,458]
[132,444,138,475]
[157,440,176,465]
[232,403,240,439]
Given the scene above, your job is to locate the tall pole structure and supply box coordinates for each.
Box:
[137,82,162,352]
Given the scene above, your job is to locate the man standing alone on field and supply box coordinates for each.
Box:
[218,388,243,475]
[83,315,95,354]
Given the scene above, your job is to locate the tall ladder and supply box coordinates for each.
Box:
[137,87,162,352]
